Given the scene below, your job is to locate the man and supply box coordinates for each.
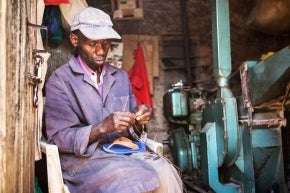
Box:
[45,7,183,193]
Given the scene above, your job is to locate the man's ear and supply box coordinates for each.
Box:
[70,33,78,47]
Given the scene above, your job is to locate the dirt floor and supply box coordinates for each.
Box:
[182,171,214,193]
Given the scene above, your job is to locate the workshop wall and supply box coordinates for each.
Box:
[45,0,290,156]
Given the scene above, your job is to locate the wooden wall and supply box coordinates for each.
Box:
[0,0,37,192]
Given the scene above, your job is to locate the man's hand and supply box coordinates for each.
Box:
[133,104,152,125]
[89,111,136,143]
[89,106,152,143]
[103,111,136,133]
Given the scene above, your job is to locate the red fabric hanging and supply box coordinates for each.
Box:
[44,0,69,5]
[128,43,153,109]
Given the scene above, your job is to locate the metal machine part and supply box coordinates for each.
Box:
[163,81,190,124]
[163,83,206,173]
[199,0,289,192]
[164,0,290,192]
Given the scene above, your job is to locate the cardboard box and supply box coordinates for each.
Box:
[112,0,143,19]
[118,0,136,9]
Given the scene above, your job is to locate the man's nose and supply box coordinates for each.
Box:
[95,44,106,55]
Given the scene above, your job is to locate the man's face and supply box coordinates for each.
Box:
[70,32,111,71]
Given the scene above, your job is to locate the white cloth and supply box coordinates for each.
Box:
[130,152,184,193]
[59,0,88,32]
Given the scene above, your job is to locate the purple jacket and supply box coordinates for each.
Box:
[45,56,159,193]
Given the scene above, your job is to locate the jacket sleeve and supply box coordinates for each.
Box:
[44,72,97,157]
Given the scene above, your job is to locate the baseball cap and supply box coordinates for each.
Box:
[71,7,121,40]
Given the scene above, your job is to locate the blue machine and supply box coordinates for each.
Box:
[164,0,290,192]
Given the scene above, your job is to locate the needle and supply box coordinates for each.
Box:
[122,95,129,111]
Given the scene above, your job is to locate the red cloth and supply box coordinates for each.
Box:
[128,43,153,109]
[44,0,69,5]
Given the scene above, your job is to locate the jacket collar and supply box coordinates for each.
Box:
[68,56,118,102]
[68,56,118,76]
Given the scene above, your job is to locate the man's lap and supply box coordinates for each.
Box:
[61,150,183,193]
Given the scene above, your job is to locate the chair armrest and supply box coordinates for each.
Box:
[40,140,70,193]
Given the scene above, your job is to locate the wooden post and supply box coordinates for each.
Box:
[0,0,7,191]
[0,0,37,192]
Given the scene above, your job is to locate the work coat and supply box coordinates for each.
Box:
[45,56,159,193]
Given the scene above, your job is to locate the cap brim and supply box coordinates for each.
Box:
[80,27,121,40]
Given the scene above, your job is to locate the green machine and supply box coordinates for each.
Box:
[164,0,290,192]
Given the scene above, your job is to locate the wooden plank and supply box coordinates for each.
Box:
[0,0,7,193]
[0,0,36,192]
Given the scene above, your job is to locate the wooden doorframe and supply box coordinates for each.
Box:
[0,0,7,191]
[0,0,37,192]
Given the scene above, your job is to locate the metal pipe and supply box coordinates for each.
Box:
[180,0,192,88]
[211,0,240,167]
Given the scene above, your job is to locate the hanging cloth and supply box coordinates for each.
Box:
[44,0,69,5]
[41,5,63,45]
[128,43,153,109]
